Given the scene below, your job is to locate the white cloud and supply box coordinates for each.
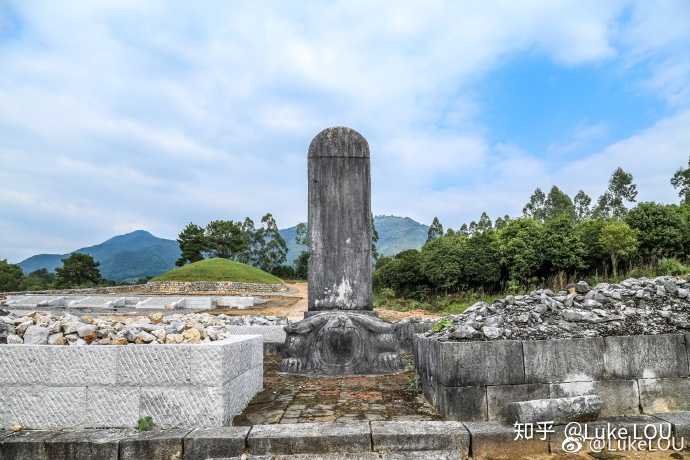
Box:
[0,0,689,261]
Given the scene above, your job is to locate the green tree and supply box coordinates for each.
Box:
[21,268,55,291]
[671,156,690,205]
[477,212,493,233]
[256,213,288,272]
[496,218,544,286]
[599,221,638,277]
[205,220,247,259]
[374,249,427,297]
[420,235,469,293]
[575,218,608,275]
[0,259,24,292]
[237,217,259,265]
[295,222,309,247]
[541,214,585,277]
[176,223,207,266]
[544,186,575,221]
[494,215,510,230]
[426,217,444,243]
[523,187,547,221]
[468,221,477,235]
[55,253,102,288]
[459,223,469,236]
[625,202,688,263]
[294,251,309,280]
[599,167,638,219]
[592,192,612,219]
[573,190,592,221]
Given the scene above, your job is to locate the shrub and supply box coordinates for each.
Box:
[431,318,452,333]
[656,258,688,276]
[137,416,154,431]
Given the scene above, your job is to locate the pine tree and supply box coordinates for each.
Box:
[671,156,690,205]
[544,186,575,221]
[176,223,207,266]
[574,190,592,221]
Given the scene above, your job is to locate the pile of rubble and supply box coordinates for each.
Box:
[0,309,286,345]
[427,276,690,341]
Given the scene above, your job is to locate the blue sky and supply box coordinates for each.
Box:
[1,1,690,262]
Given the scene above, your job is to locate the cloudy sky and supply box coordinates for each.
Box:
[2,1,690,262]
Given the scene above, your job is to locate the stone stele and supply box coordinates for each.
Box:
[281,127,404,375]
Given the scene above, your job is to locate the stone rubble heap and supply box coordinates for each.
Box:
[428,276,690,341]
[0,309,285,345]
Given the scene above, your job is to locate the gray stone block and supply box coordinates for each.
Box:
[436,340,524,386]
[117,344,191,386]
[371,421,469,457]
[435,384,487,421]
[463,421,549,460]
[0,430,58,460]
[225,326,285,344]
[183,426,250,460]
[221,366,263,423]
[189,336,261,385]
[140,387,224,428]
[2,387,87,429]
[550,379,640,416]
[119,428,191,460]
[639,377,690,413]
[653,411,690,444]
[507,395,602,424]
[523,337,606,383]
[486,383,550,422]
[381,451,462,460]
[85,387,140,428]
[0,346,53,385]
[49,346,118,385]
[247,422,371,455]
[604,334,688,379]
[44,429,132,460]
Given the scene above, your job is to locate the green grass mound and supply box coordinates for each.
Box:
[153,258,283,284]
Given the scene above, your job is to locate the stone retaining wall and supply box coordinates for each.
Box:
[415,333,690,421]
[0,336,263,430]
[2,280,288,297]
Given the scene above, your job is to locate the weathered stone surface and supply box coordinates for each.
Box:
[44,429,131,460]
[118,428,191,460]
[523,337,606,383]
[434,384,487,421]
[183,426,250,460]
[22,326,49,345]
[1,387,86,429]
[49,346,118,385]
[486,383,550,421]
[0,346,52,385]
[550,379,640,416]
[280,312,403,375]
[550,415,673,455]
[507,395,602,424]
[370,421,469,455]
[603,334,688,379]
[381,451,463,460]
[0,430,57,460]
[463,422,549,460]
[247,422,371,455]
[308,127,372,312]
[436,340,524,386]
[224,325,285,344]
[84,387,139,428]
[639,378,690,413]
[653,411,690,443]
[117,344,191,385]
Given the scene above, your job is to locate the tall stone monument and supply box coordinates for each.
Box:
[281,127,404,375]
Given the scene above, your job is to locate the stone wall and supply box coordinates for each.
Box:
[2,280,289,297]
[415,333,690,422]
[0,336,263,430]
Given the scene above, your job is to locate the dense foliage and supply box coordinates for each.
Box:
[54,253,103,288]
[375,162,690,298]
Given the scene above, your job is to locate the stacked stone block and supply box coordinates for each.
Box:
[415,333,690,421]
[0,336,263,429]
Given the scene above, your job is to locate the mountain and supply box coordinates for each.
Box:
[19,216,429,281]
[279,215,429,263]
[19,230,181,282]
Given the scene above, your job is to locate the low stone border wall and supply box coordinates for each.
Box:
[3,280,288,297]
[0,336,263,430]
[415,333,690,421]
[4,415,690,459]
[0,420,470,459]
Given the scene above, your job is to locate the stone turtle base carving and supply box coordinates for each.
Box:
[280,312,404,375]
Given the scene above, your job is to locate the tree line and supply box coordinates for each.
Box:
[176,213,290,275]
[375,157,690,298]
[0,253,104,292]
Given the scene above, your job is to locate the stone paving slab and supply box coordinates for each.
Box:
[462,421,549,460]
[44,428,133,460]
[653,411,690,444]
[370,420,468,455]
[247,422,371,455]
[118,428,192,460]
[183,426,250,460]
[0,430,58,460]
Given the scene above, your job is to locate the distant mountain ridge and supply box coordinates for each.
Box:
[19,230,181,282]
[19,216,429,281]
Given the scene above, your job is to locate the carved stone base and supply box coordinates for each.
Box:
[280,311,404,375]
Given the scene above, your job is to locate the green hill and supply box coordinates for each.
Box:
[153,258,283,284]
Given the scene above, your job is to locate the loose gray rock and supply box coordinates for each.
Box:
[23,325,50,344]
[507,395,603,424]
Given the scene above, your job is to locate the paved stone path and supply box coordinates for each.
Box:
[233,353,440,425]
